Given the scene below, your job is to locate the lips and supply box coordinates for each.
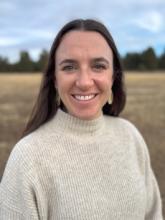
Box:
[72,94,97,101]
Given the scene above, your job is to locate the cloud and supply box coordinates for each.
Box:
[0,0,165,62]
[133,11,163,33]
[0,1,16,14]
[0,37,20,46]
[29,48,43,61]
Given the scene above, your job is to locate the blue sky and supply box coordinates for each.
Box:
[0,0,165,63]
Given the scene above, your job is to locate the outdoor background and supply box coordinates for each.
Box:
[0,0,165,217]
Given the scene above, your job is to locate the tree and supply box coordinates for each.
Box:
[0,56,10,72]
[123,53,141,70]
[158,49,165,70]
[36,49,49,72]
[141,47,157,70]
[16,51,34,72]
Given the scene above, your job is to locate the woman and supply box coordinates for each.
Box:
[0,19,163,219]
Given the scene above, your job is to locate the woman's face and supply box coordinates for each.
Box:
[55,30,113,120]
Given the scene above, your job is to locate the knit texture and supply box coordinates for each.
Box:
[0,109,163,220]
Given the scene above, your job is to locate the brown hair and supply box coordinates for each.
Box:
[22,19,126,137]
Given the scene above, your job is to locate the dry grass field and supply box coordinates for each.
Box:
[0,72,165,216]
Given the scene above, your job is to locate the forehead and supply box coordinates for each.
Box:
[56,31,113,60]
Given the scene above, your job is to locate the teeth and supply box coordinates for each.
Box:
[74,94,95,101]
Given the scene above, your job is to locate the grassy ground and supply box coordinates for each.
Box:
[0,72,165,216]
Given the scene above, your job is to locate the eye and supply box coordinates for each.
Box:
[92,63,107,71]
[62,65,77,71]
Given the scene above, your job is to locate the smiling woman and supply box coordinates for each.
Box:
[55,31,113,120]
[0,19,163,220]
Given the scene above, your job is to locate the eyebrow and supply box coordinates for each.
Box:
[58,57,110,66]
[59,59,77,66]
[92,57,110,65]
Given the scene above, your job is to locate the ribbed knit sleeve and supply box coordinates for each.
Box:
[123,120,163,220]
[142,138,163,219]
[145,165,163,220]
[0,141,46,220]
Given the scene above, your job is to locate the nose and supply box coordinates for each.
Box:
[75,69,94,90]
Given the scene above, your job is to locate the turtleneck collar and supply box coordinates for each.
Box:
[49,108,106,138]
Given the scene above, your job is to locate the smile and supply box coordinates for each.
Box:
[72,94,97,101]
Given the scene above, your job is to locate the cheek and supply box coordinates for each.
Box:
[55,76,63,94]
[55,74,72,95]
[96,74,113,91]
[55,73,64,88]
[106,72,113,89]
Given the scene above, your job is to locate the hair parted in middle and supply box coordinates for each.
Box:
[22,18,126,137]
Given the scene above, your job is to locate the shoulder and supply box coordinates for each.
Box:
[104,116,152,175]
[104,115,149,157]
[15,117,62,154]
[1,134,39,181]
[2,120,61,177]
[104,115,142,138]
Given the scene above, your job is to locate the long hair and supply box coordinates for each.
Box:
[21,19,126,137]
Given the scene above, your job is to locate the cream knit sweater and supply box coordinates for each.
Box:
[0,109,163,220]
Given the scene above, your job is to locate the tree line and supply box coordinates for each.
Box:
[0,47,165,72]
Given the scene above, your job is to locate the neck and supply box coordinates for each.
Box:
[50,108,105,138]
